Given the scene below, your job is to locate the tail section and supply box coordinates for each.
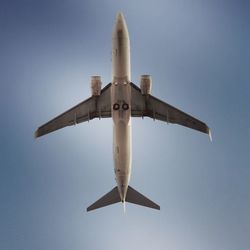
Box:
[87,185,160,212]
[126,186,160,210]
[87,187,120,212]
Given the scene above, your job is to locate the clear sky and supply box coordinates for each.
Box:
[0,0,249,249]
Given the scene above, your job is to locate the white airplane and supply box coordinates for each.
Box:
[35,12,211,212]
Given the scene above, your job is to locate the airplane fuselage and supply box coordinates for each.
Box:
[35,12,210,212]
[111,13,131,202]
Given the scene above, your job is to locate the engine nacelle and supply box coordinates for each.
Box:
[140,75,152,95]
[91,76,102,96]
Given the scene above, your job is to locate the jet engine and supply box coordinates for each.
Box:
[91,76,102,96]
[140,75,152,95]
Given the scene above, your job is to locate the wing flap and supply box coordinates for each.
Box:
[35,83,111,138]
[130,82,210,135]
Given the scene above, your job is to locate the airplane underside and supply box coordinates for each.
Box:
[35,13,210,212]
[87,186,160,212]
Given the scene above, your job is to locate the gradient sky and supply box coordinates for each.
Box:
[0,0,249,249]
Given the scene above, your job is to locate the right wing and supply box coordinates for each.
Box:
[131,82,211,137]
[35,83,111,138]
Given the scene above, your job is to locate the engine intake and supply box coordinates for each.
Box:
[91,76,102,96]
[140,75,152,95]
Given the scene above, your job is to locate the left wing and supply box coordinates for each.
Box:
[35,83,111,138]
[130,82,211,136]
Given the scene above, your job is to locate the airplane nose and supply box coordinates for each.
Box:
[113,12,129,37]
[116,12,124,23]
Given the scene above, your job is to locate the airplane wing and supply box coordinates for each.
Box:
[130,82,211,136]
[35,83,112,138]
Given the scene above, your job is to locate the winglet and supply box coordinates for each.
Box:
[209,128,212,142]
[34,129,39,139]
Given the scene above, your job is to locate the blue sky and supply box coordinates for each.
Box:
[0,0,249,249]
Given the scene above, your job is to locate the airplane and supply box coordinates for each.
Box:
[35,12,211,212]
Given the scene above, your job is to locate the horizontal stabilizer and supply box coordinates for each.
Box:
[87,187,120,212]
[126,186,160,210]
